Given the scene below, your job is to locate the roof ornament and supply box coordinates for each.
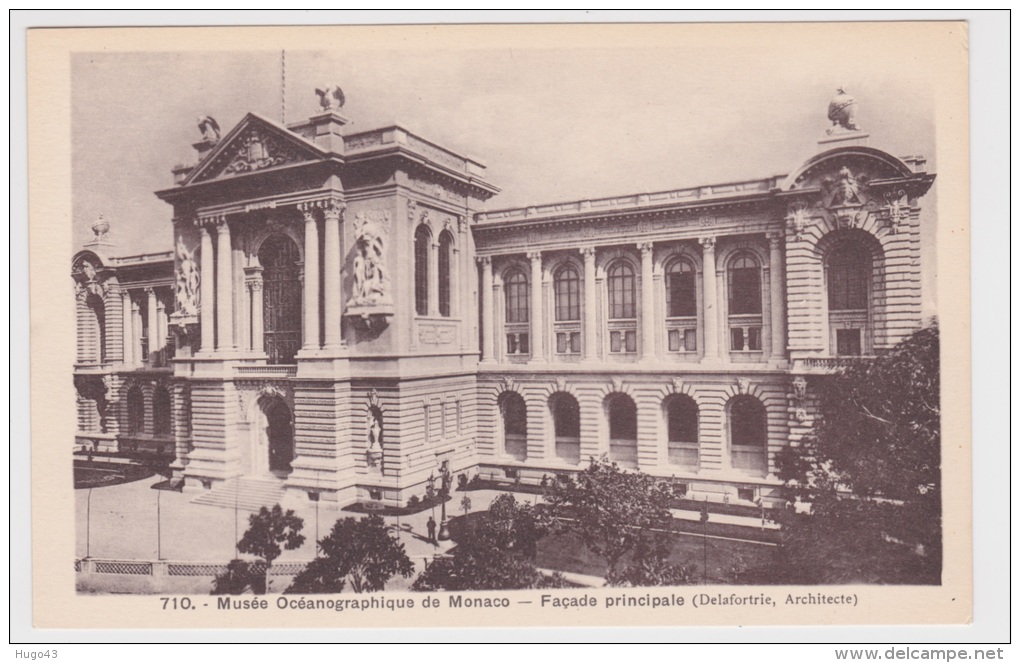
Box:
[827,86,860,134]
[91,214,110,240]
[315,85,346,112]
[197,116,221,143]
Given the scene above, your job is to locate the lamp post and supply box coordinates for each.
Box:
[156,486,162,560]
[438,462,452,541]
[425,473,436,521]
[700,499,709,585]
[85,487,93,559]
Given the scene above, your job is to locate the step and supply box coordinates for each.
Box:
[191,478,286,512]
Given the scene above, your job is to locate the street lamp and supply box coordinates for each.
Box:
[425,473,436,521]
[437,462,452,541]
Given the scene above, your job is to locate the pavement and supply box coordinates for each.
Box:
[75,475,773,591]
[74,477,551,590]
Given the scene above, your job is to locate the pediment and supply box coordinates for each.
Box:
[184,113,326,185]
[782,147,914,193]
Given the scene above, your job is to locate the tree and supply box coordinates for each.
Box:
[411,494,567,591]
[775,323,941,584]
[211,558,266,595]
[605,535,695,587]
[543,456,675,576]
[287,515,414,594]
[236,504,305,593]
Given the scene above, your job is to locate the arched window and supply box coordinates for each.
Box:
[414,225,431,316]
[665,258,698,353]
[499,392,528,461]
[729,395,767,475]
[259,234,302,364]
[666,259,696,317]
[504,270,529,323]
[152,386,172,437]
[827,242,870,311]
[607,262,636,319]
[728,255,761,314]
[606,393,638,468]
[825,237,874,356]
[438,231,454,317]
[665,395,699,468]
[553,264,581,356]
[503,269,530,356]
[607,261,637,354]
[127,386,145,435]
[728,254,763,352]
[550,392,581,463]
[554,265,580,321]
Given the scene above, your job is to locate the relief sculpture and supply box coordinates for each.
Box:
[174,234,200,317]
[349,210,392,309]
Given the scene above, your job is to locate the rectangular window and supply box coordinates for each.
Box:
[507,333,518,354]
[731,327,744,351]
[684,328,698,352]
[748,327,762,351]
[556,332,581,354]
[836,328,862,356]
[668,329,681,352]
[518,333,529,354]
[611,330,636,353]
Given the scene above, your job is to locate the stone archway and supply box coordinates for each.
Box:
[250,395,294,477]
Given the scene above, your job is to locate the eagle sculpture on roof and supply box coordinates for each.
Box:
[315,85,346,112]
[197,116,221,143]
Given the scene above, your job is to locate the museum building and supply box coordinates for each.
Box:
[72,88,935,509]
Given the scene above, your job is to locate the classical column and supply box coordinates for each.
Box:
[156,297,167,353]
[581,247,597,361]
[478,256,494,362]
[250,276,264,354]
[146,288,159,358]
[121,291,134,365]
[322,200,343,349]
[639,242,655,360]
[528,251,544,361]
[132,300,143,362]
[767,231,786,359]
[199,225,215,352]
[215,219,235,350]
[301,205,320,350]
[700,237,719,361]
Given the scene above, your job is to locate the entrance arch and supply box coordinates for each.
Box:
[250,395,294,476]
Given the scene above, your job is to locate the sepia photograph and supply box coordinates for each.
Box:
[24,19,976,632]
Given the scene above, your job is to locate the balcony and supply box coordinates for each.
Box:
[234,364,298,379]
[800,356,877,372]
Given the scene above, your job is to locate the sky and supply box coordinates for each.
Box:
[70,25,938,308]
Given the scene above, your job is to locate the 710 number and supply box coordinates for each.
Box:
[161,597,195,610]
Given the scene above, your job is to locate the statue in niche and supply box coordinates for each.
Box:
[366,406,383,468]
[174,234,200,316]
[349,212,392,308]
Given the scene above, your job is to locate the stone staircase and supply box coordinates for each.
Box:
[191,477,287,512]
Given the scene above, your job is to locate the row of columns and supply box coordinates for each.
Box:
[198,199,344,355]
[119,286,168,365]
[478,233,786,362]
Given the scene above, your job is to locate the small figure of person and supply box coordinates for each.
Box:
[426,516,437,546]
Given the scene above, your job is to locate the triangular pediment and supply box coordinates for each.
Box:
[184,113,326,185]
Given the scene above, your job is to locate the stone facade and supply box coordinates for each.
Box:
[73,95,935,509]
